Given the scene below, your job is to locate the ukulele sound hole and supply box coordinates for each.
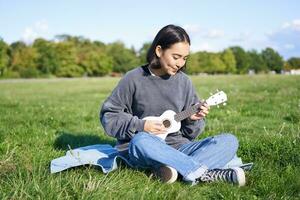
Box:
[162,120,171,128]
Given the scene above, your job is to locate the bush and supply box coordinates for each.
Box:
[56,64,84,77]
[19,67,40,78]
[2,70,20,78]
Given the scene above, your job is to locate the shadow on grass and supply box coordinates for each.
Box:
[53,130,116,150]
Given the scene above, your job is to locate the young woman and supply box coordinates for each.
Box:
[100,24,247,186]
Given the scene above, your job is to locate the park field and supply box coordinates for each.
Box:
[0,75,299,199]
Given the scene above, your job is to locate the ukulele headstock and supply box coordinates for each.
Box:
[206,90,227,107]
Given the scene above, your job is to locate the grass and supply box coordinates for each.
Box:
[0,75,299,199]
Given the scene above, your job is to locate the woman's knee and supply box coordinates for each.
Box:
[128,132,164,164]
[130,132,156,151]
[215,133,239,151]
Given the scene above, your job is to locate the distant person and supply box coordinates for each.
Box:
[100,24,250,186]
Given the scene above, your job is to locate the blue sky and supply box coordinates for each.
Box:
[1,0,299,59]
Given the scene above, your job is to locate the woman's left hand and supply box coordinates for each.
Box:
[190,103,210,120]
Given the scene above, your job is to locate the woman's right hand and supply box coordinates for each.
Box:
[144,120,167,135]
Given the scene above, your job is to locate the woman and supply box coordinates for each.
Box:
[100,24,247,186]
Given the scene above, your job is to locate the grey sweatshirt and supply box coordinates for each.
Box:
[100,65,205,152]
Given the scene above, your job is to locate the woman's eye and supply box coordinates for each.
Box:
[173,56,180,60]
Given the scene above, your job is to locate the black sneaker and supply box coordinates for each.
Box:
[239,162,254,171]
[198,167,246,186]
[153,165,178,184]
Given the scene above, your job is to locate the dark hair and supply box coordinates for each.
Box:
[146,24,190,69]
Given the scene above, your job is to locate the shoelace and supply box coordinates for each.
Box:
[200,169,234,182]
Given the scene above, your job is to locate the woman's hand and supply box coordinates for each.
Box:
[190,103,210,120]
[144,120,167,135]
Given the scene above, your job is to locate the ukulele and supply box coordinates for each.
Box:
[143,90,227,140]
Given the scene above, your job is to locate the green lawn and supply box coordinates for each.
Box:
[0,75,299,199]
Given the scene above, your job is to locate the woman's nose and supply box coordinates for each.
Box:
[177,60,185,68]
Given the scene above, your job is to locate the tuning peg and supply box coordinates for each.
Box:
[223,103,227,106]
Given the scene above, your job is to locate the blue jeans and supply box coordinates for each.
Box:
[127,132,242,182]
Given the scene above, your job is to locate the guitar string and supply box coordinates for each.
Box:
[174,102,203,122]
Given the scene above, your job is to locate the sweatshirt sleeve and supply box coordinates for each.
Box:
[180,79,206,140]
[100,74,145,141]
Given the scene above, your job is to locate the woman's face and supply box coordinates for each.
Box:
[156,42,190,76]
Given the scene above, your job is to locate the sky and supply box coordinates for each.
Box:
[0,0,299,59]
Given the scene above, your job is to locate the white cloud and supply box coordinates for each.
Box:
[191,42,220,52]
[281,19,300,31]
[281,22,291,29]
[231,31,251,42]
[22,27,38,44]
[183,24,202,35]
[265,30,275,37]
[21,20,49,44]
[265,19,300,58]
[284,44,295,50]
[183,25,225,40]
[292,19,300,31]
[204,29,225,39]
[35,20,49,32]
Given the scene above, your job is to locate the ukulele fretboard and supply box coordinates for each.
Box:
[174,102,204,122]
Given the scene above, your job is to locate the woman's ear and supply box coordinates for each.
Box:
[155,45,162,58]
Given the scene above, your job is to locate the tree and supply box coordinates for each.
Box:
[206,53,226,74]
[10,42,39,78]
[54,35,89,44]
[221,49,237,73]
[0,38,9,76]
[230,46,251,74]
[283,62,293,71]
[33,38,59,75]
[10,41,26,51]
[287,57,300,69]
[247,50,267,73]
[196,51,211,73]
[93,41,106,49]
[186,53,200,74]
[189,52,227,74]
[138,42,151,64]
[73,38,113,76]
[261,47,284,73]
[54,41,84,77]
[80,51,113,76]
[107,41,139,73]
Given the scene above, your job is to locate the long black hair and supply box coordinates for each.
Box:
[146,24,190,69]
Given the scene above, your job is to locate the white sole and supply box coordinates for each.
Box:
[158,166,178,184]
[232,167,246,187]
[166,166,178,184]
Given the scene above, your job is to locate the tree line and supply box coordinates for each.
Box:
[0,35,299,78]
